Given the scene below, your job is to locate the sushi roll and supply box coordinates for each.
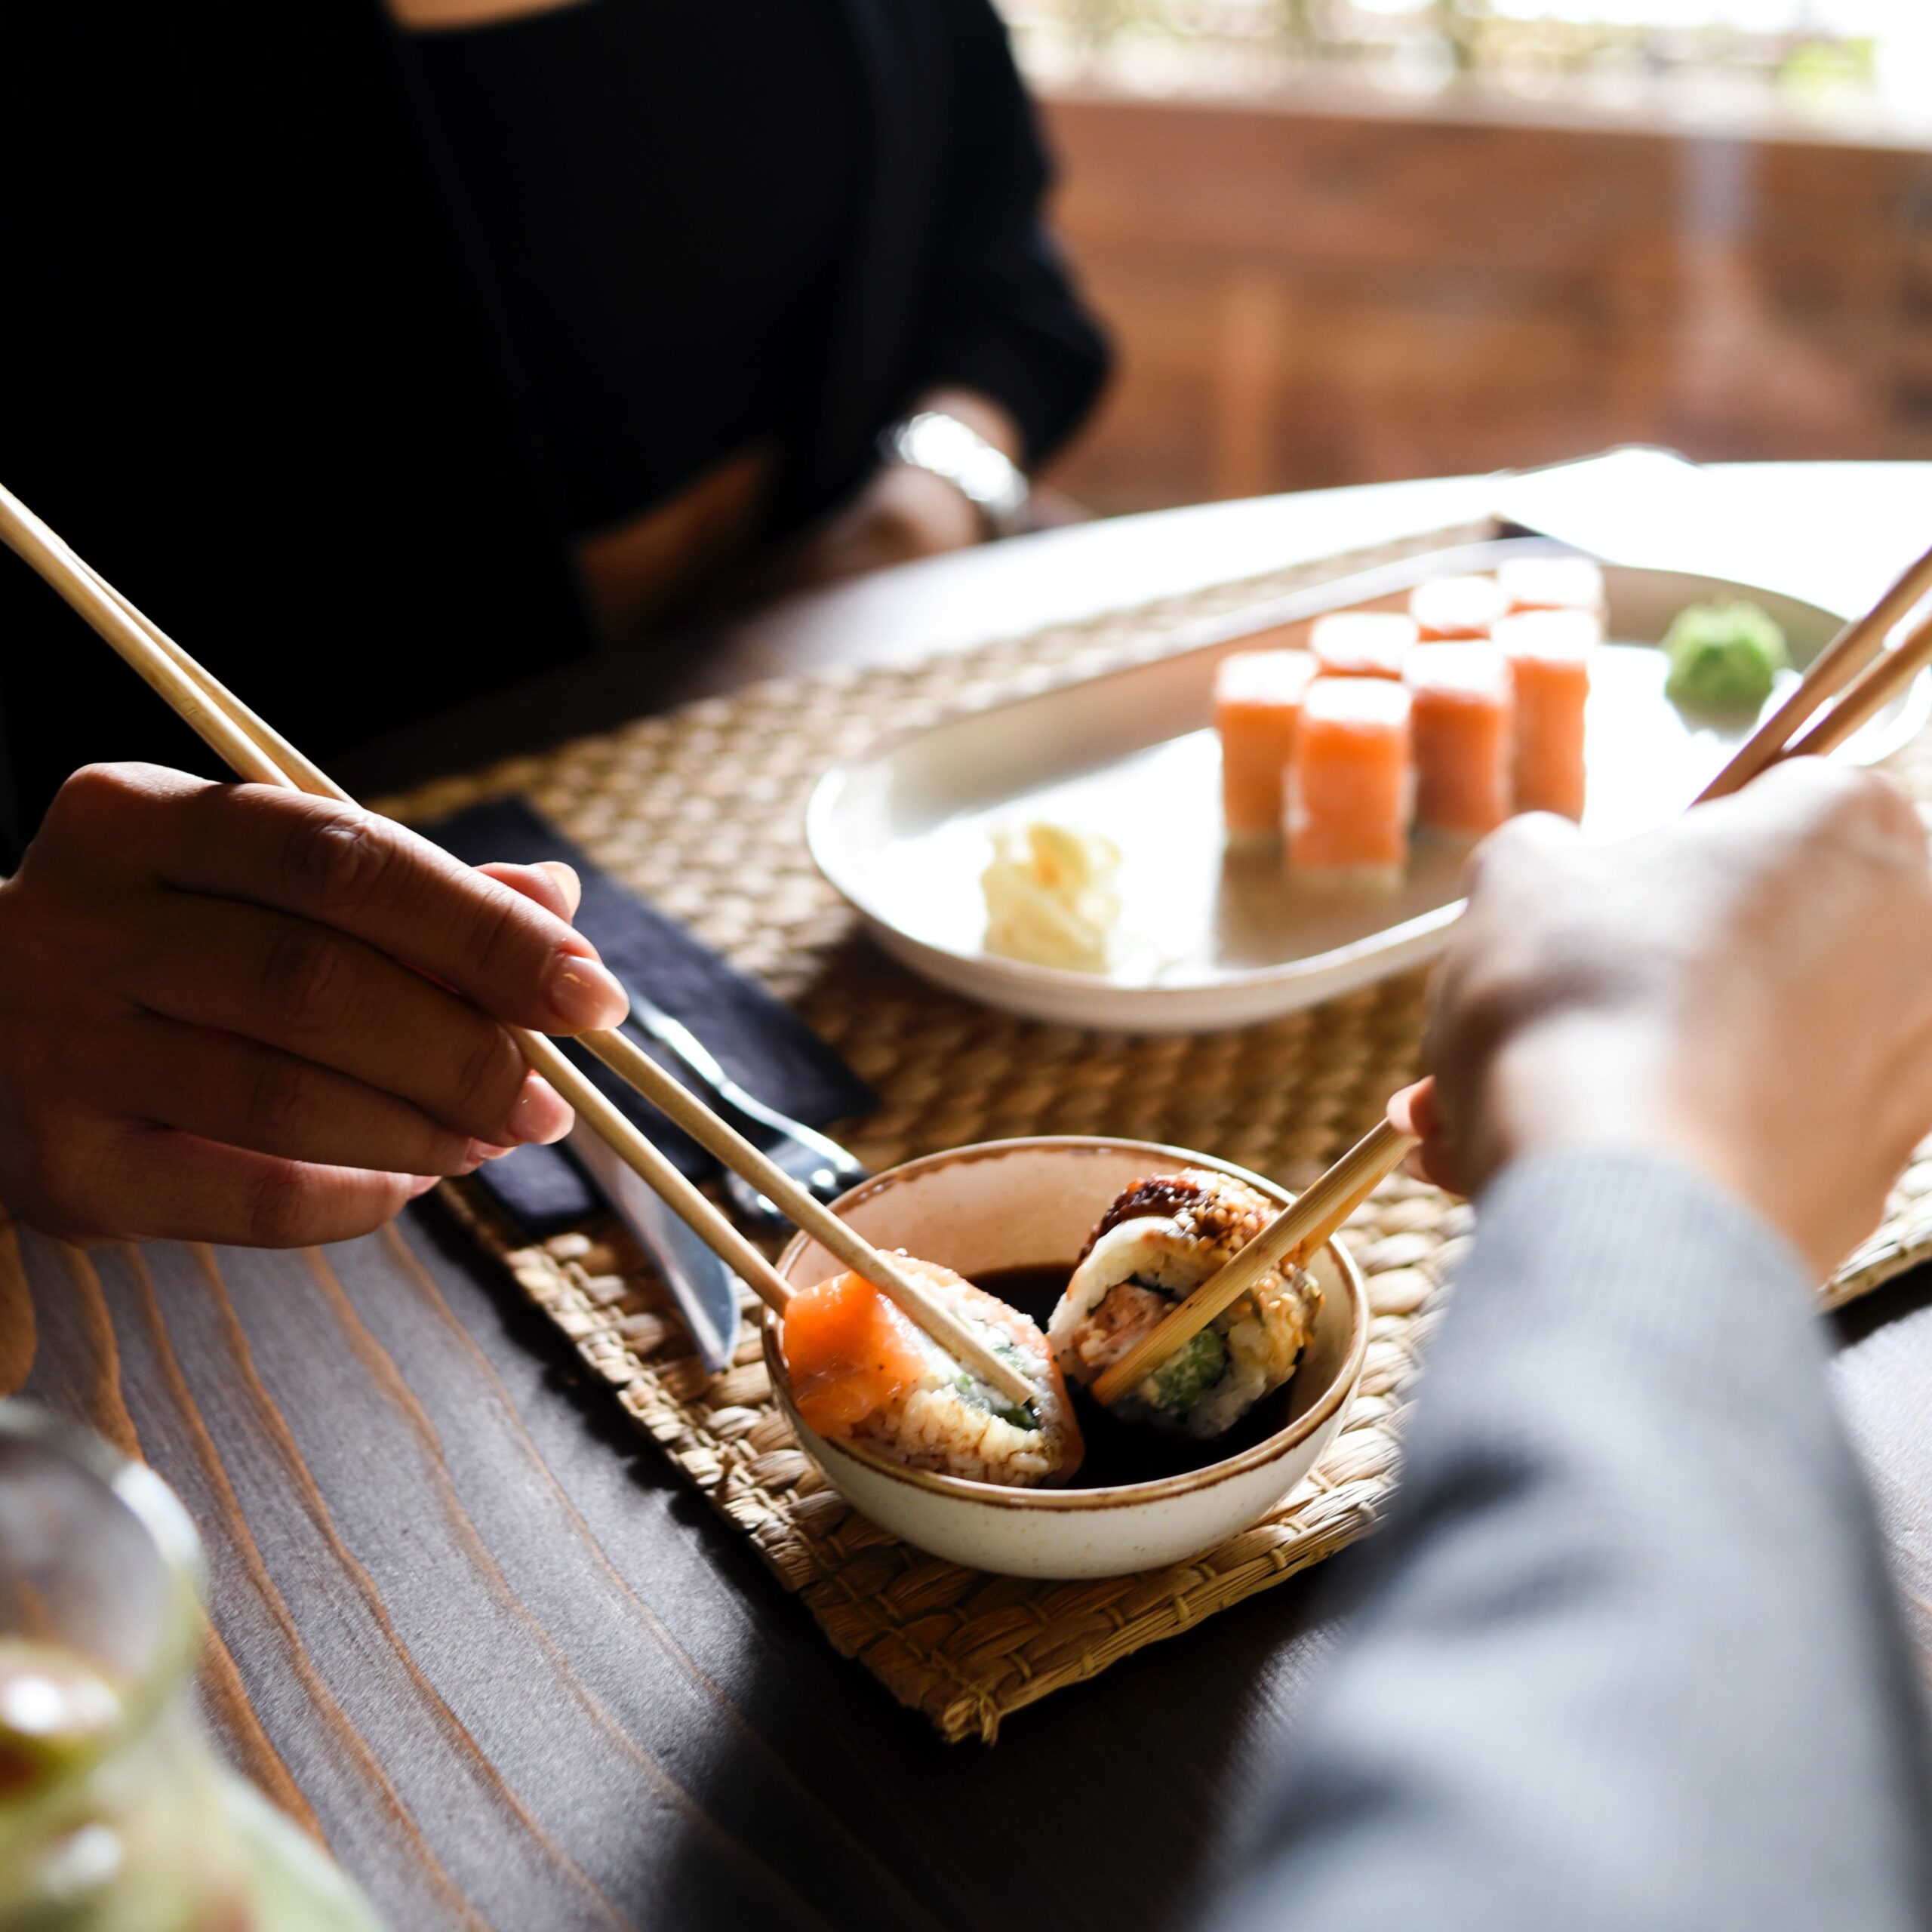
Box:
[1410,574,1509,641]
[782,1254,1083,1487]
[1405,642,1515,837]
[1309,610,1419,681]
[1496,610,1597,820]
[1287,677,1414,888]
[1049,1168,1319,1439]
[1498,555,1605,620]
[1215,648,1318,843]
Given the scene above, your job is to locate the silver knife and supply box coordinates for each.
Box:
[568,1121,740,1374]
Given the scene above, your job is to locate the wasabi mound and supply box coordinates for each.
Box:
[1663,601,1789,714]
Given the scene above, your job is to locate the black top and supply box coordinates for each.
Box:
[0,0,1109,863]
[409,0,860,535]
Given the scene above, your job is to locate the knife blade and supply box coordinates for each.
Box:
[567,1121,741,1374]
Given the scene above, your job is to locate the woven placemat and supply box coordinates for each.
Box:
[387,523,1932,1741]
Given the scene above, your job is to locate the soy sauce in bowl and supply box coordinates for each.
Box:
[975,1264,1302,1491]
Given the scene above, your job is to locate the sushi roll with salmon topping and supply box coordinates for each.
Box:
[1309,610,1419,681]
[782,1255,1082,1486]
[1287,677,1414,888]
[1496,608,1597,820]
[1215,648,1318,842]
[1497,554,1605,620]
[1405,642,1515,837]
[1049,1169,1320,1439]
[1410,574,1509,641]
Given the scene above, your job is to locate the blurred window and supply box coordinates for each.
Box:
[999,2,1932,140]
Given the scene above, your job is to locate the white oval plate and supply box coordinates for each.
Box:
[808,540,1926,1033]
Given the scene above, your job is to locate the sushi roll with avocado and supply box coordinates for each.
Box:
[782,1255,1083,1487]
[1049,1169,1320,1439]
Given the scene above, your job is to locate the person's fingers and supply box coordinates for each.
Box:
[1388,1078,1465,1193]
[94,772,626,1033]
[1463,808,1586,897]
[1404,1142,1466,1193]
[1386,1078,1438,1142]
[120,894,573,1147]
[66,1011,508,1175]
[541,861,583,918]
[477,860,582,924]
[60,1121,428,1248]
[1741,755,1926,865]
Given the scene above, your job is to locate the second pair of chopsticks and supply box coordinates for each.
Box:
[1089,1124,1403,1408]
[1700,536,1932,798]
[1094,537,1932,1409]
[0,481,1036,1410]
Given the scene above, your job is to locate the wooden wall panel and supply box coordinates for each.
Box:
[1036,92,1932,513]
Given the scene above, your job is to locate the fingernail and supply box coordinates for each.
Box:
[543,951,629,1031]
[508,1073,574,1146]
[406,1175,441,1198]
[463,1140,515,1171]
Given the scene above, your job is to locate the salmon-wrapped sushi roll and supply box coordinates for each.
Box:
[1049,1168,1320,1439]
[781,1255,1082,1487]
[1411,574,1509,641]
[1498,555,1605,620]
[1309,610,1419,681]
[1496,610,1597,820]
[1406,643,1515,837]
[1287,677,1414,888]
[1216,648,1318,843]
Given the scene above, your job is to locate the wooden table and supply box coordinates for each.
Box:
[8,465,1932,1931]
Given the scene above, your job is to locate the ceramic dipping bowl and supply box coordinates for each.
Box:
[762,1137,1368,1580]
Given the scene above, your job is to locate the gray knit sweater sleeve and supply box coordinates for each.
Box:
[1211,1152,1932,1932]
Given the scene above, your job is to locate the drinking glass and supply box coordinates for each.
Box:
[0,1401,383,1930]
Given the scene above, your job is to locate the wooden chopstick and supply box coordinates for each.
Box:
[0,500,804,1318]
[1697,537,1932,803]
[581,1029,1037,1406]
[0,481,795,1315]
[1095,543,1932,1409]
[1088,1119,1413,1411]
[94,577,346,801]
[1781,603,1932,763]
[515,1036,794,1312]
[0,490,294,790]
[0,481,1042,1404]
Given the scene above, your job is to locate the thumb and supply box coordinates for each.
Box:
[477,859,583,924]
[1388,1076,1466,1195]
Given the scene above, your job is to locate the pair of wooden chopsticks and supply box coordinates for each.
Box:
[1092,539,1932,1408]
[0,480,1036,1410]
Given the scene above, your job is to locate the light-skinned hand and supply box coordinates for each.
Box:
[1390,759,1932,1279]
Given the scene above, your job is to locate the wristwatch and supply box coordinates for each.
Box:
[881,410,1032,540]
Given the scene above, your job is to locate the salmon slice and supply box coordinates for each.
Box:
[1215,648,1318,841]
[1498,555,1605,618]
[1309,611,1418,681]
[781,1269,931,1438]
[1410,574,1509,641]
[1496,611,1598,820]
[1406,643,1515,836]
[1287,677,1414,883]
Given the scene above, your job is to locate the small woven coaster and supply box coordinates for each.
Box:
[387,524,1932,1741]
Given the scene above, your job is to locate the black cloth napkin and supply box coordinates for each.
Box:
[424,796,875,1234]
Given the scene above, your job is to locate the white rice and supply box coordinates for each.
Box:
[851,1263,1081,1487]
[1050,1168,1320,1440]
